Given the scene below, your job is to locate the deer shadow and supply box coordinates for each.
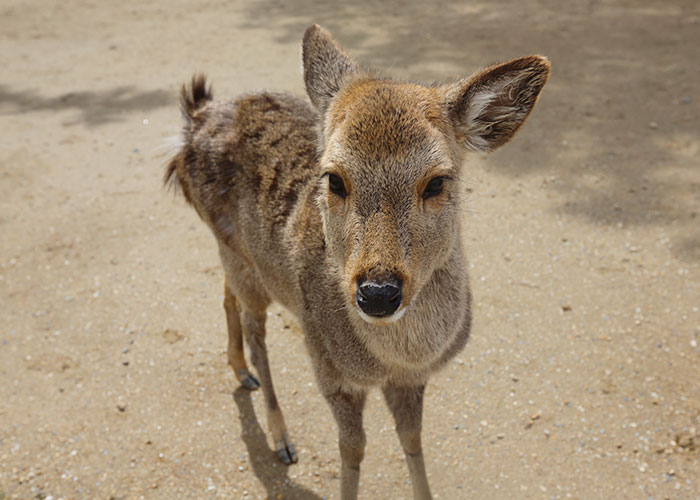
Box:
[232,387,325,500]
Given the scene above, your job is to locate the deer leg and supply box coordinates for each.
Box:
[239,307,297,464]
[325,388,367,500]
[383,384,432,500]
[223,285,259,390]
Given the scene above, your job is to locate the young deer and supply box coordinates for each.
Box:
[165,24,549,500]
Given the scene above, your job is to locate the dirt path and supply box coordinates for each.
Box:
[1,1,698,498]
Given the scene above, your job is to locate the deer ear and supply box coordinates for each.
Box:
[444,56,550,153]
[302,24,358,115]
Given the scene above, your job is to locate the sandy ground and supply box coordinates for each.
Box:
[1,1,699,499]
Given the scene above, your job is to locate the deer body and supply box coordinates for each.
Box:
[166,25,548,500]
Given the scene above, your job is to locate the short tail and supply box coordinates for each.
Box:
[180,73,213,120]
[164,74,213,189]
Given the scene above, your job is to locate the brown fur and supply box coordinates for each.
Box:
[164,24,549,500]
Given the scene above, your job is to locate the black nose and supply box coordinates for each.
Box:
[356,276,402,318]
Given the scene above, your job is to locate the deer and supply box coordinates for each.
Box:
[164,24,549,500]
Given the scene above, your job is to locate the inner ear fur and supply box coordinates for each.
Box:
[302,24,359,115]
[444,56,550,153]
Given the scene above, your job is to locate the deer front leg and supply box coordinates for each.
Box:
[383,384,432,500]
[325,388,367,500]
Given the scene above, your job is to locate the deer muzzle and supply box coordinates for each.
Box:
[356,275,402,318]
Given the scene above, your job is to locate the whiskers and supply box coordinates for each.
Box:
[330,300,350,315]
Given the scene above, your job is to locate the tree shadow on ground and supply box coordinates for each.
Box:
[236,0,700,262]
[232,388,324,500]
[0,84,172,126]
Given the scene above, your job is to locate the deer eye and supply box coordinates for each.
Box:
[422,177,446,200]
[327,173,347,199]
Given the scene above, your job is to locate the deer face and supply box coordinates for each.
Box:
[316,81,461,324]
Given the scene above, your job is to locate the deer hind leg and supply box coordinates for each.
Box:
[383,384,432,500]
[325,388,367,500]
[223,286,260,390]
[238,303,297,464]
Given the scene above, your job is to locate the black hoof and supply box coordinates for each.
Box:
[277,442,297,464]
[240,374,260,391]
